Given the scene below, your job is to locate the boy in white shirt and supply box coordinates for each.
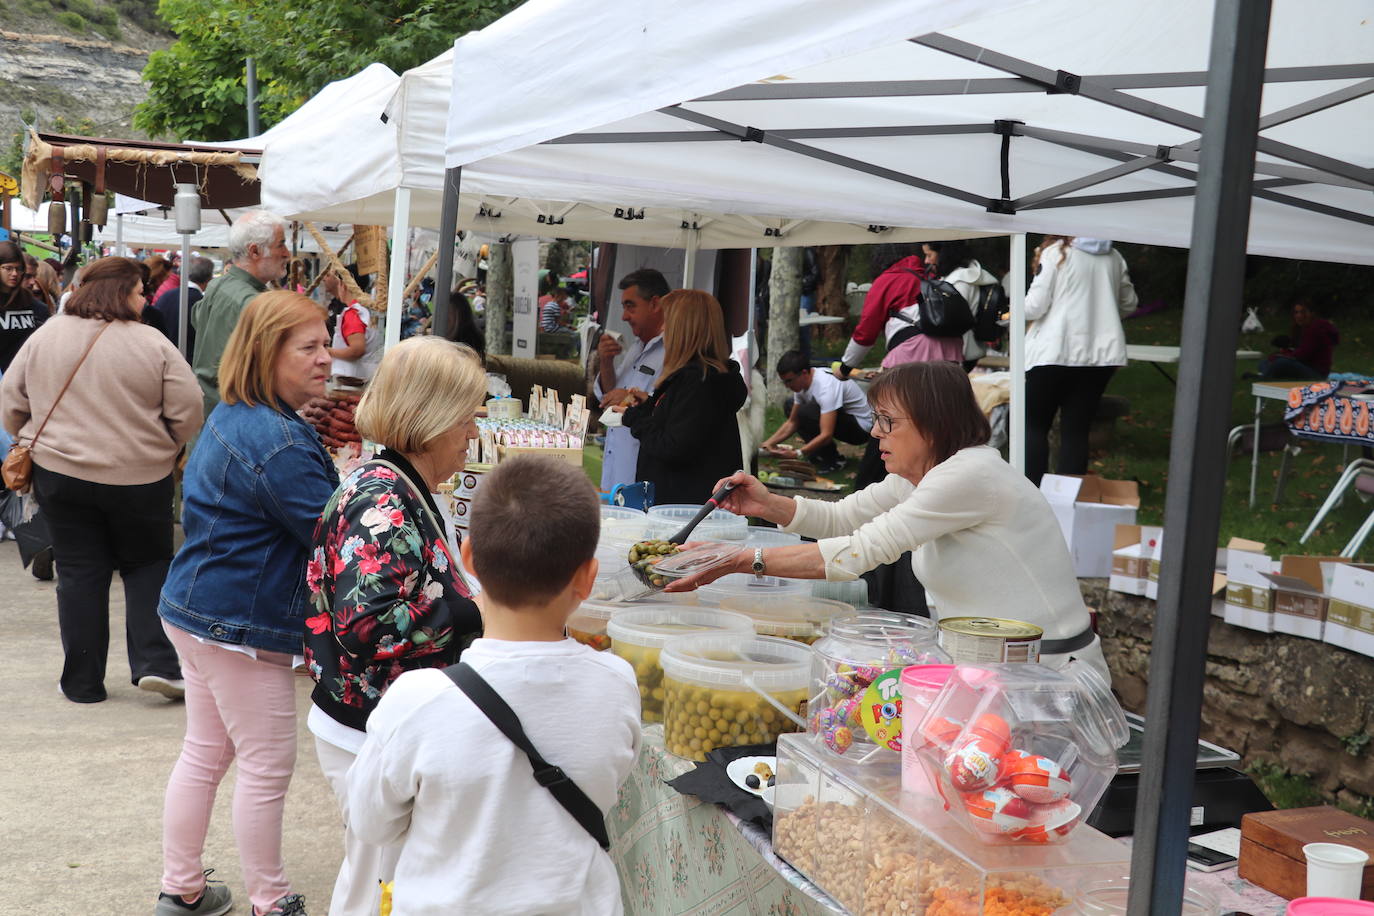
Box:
[761,349,874,474]
[344,457,642,916]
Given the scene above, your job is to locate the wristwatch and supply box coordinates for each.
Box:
[752,547,766,577]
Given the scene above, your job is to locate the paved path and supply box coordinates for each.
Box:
[0,540,343,914]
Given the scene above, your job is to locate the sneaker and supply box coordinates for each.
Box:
[155,870,232,915]
[255,893,307,916]
[138,675,186,700]
[31,546,53,580]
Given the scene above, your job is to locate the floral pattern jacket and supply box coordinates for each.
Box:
[305,452,481,731]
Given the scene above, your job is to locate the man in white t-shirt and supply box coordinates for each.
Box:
[761,349,874,474]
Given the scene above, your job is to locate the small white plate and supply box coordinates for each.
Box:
[726,755,777,806]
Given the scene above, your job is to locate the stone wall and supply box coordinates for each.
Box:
[1084,580,1374,809]
[0,31,153,140]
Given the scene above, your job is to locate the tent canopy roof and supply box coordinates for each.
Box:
[441,0,1373,264]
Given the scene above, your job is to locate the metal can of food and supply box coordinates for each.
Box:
[938,617,1043,664]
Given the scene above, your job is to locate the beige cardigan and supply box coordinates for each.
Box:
[1,314,203,485]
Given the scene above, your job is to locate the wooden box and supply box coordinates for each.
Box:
[1239,806,1374,900]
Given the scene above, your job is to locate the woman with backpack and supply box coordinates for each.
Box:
[1022,236,1138,486]
[922,241,1004,371]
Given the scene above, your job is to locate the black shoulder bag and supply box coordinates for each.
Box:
[443,662,611,850]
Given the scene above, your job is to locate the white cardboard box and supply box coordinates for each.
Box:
[1325,563,1374,658]
[1224,538,1275,632]
[1109,524,1162,596]
[1263,555,1348,641]
[1041,475,1140,578]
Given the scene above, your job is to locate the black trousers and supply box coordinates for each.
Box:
[1024,364,1116,486]
[784,397,871,465]
[33,464,181,701]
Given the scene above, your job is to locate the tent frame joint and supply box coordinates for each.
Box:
[1047,69,1082,95]
[742,126,766,143]
[1156,144,1175,162]
[993,119,1023,136]
[986,198,1016,215]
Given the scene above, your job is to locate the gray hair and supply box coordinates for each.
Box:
[188,256,215,286]
[228,210,288,262]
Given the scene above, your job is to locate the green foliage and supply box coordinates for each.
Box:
[136,0,522,141]
[1341,732,1372,758]
[53,10,89,32]
[1247,761,1325,810]
[111,0,163,33]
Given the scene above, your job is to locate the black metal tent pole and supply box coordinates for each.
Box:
[1127,0,1271,912]
[431,166,462,339]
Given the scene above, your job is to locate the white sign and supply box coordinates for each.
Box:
[511,237,540,359]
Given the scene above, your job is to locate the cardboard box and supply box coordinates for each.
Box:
[496,445,584,467]
[1239,805,1374,901]
[1223,538,1276,632]
[1109,524,1161,596]
[1326,563,1374,658]
[1041,475,1140,578]
[1262,555,1349,640]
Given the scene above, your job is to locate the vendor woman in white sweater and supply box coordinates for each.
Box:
[667,360,1108,682]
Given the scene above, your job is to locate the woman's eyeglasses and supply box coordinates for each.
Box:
[874,412,910,434]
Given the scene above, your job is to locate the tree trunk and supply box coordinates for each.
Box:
[816,245,851,343]
[485,241,513,356]
[766,246,802,409]
[544,239,574,281]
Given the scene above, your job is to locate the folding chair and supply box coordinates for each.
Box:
[1299,458,1374,543]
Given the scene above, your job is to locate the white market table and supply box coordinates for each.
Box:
[1247,380,1313,508]
[1125,344,1262,385]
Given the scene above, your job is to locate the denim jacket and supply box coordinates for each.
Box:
[159,398,340,654]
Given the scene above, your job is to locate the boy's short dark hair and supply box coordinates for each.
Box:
[470,457,601,606]
[775,350,809,378]
[617,267,670,300]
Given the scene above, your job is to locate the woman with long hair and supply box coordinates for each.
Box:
[1,256,201,703]
[620,289,746,504]
[0,242,49,371]
[1022,235,1137,485]
[156,290,338,916]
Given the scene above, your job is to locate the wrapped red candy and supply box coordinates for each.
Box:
[1006,750,1073,804]
[1014,799,1082,843]
[968,712,1011,755]
[963,786,1033,835]
[945,736,1003,792]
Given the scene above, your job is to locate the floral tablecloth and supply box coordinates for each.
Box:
[611,726,842,916]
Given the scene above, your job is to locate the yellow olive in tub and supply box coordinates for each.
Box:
[662,676,808,762]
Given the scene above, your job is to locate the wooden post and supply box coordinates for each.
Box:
[304,222,372,308]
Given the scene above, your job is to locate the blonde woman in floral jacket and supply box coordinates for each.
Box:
[304,337,486,916]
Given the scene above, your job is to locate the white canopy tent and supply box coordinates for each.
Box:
[103,195,351,254]
[433,1,1374,912]
[444,0,1373,266]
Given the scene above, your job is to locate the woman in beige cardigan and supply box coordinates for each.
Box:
[1,256,203,703]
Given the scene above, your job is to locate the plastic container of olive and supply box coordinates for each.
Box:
[567,598,624,651]
[696,572,812,607]
[606,607,753,724]
[660,633,813,762]
[717,595,855,645]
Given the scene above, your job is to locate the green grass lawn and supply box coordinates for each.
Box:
[1099,307,1374,560]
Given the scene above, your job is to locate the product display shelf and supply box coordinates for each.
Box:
[773,733,1133,916]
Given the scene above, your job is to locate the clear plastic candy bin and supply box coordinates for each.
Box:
[909,663,1129,846]
[772,731,1132,916]
[606,606,752,724]
[647,504,748,541]
[660,633,811,761]
[808,612,950,759]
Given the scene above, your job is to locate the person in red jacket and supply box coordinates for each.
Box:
[1257,299,1338,380]
[838,251,962,374]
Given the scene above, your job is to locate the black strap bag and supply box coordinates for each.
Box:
[888,270,975,349]
[443,662,611,849]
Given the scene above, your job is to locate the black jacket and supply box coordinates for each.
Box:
[624,359,747,505]
[0,287,50,372]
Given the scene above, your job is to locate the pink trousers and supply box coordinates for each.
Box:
[161,622,298,913]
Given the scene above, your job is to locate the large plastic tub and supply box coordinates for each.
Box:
[606,606,752,724]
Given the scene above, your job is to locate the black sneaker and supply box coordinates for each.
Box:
[31,546,53,580]
[256,893,307,916]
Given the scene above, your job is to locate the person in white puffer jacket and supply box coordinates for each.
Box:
[921,240,1002,369]
[1022,237,1137,485]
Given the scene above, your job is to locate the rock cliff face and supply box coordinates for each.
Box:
[1087,579,1374,809]
[0,30,154,141]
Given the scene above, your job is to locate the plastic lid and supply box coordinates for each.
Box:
[744,525,802,547]
[651,542,746,581]
[1287,900,1374,915]
[575,598,627,622]
[606,606,753,649]
[719,595,853,622]
[818,611,948,666]
[698,573,812,605]
[900,663,958,692]
[648,504,744,522]
[601,505,646,519]
[646,505,747,541]
[661,633,813,690]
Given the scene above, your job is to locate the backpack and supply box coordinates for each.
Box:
[972,282,1010,345]
[888,270,974,349]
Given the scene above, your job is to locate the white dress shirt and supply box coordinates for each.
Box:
[594,334,664,491]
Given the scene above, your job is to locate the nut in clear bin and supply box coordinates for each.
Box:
[914,663,1128,845]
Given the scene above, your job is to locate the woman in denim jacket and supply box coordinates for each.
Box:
[156,291,338,916]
